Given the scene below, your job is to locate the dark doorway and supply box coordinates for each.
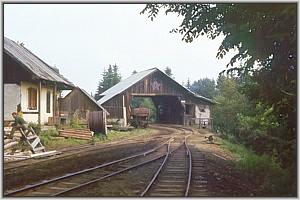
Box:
[152,95,184,124]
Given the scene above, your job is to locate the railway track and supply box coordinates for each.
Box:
[140,135,191,197]
[140,128,209,197]
[5,138,173,197]
[5,125,210,197]
[4,125,175,171]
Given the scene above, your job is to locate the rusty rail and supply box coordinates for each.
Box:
[140,138,186,197]
[140,140,172,196]
[184,134,192,197]
[53,153,167,196]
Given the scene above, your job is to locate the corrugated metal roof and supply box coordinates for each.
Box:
[98,67,214,105]
[4,37,74,87]
[77,87,109,115]
[98,68,157,104]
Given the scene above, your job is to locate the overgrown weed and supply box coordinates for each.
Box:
[222,140,293,196]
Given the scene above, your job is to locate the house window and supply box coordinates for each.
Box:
[46,91,51,113]
[28,87,37,110]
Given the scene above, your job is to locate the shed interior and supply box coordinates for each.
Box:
[132,95,184,124]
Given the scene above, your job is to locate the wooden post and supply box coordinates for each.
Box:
[53,83,57,117]
[38,81,42,124]
[103,110,107,135]
[122,95,127,127]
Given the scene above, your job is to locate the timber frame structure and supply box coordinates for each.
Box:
[98,68,214,127]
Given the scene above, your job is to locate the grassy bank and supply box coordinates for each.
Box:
[39,128,152,150]
[221,140,295,196]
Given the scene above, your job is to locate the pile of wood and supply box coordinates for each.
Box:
[4,127,33,161]
[59,128,94,140]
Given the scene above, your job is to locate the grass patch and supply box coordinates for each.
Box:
[39,128,152,149]
[93,128,152,144]
[221,140,293,196]
[39,129,88,149]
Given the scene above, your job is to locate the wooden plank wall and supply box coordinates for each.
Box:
[59,88,102,119]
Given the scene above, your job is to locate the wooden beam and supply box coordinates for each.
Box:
[38,81,42,124]
[53,83,57,117]
[131,93,178,96]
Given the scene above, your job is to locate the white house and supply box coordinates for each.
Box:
[4,37,74,125]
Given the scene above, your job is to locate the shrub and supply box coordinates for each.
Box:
[28,122,41,135]
[39,129,58,145]
[222,140,294,196]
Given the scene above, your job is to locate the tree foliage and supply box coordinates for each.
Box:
[212,75,250,137]
[141,3,296,135]
[190,78,216,99]
[164,67,173,77]
[94,64,122,101]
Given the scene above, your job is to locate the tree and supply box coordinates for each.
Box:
[213,75,250,136]
[112,64,122,85]
[190,78,216,99]
[186,78,191,89]
[164,67,173,77]
[94,64,122,101]
[142,4,297,194]
[132,70,137,75]
[141,3,296,171]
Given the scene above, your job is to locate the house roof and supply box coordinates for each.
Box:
[98,68,215,105]
[4,37,74,88]
[98,68,157,105]
[77,87,109,115]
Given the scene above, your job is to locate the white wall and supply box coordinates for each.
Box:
[20,81,54,124]
[4,84,21,120]
[40,86,53,124]
[195,104,210,124]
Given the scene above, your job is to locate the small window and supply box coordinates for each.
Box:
[28,87,37,110]
[46,91,51,113]
[200,108,206,112]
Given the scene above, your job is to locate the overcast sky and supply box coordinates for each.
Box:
[4,4,235,94]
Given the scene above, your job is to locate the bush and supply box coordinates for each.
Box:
[39,129,58,146]
[222,140,294,196]
[28,122,41,135]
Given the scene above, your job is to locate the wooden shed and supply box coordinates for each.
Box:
[59,87,109,134]
[97,68,214,128]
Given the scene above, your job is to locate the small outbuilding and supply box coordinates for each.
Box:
[59,87,109,134]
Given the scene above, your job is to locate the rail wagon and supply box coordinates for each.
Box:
[130,107,150,128]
